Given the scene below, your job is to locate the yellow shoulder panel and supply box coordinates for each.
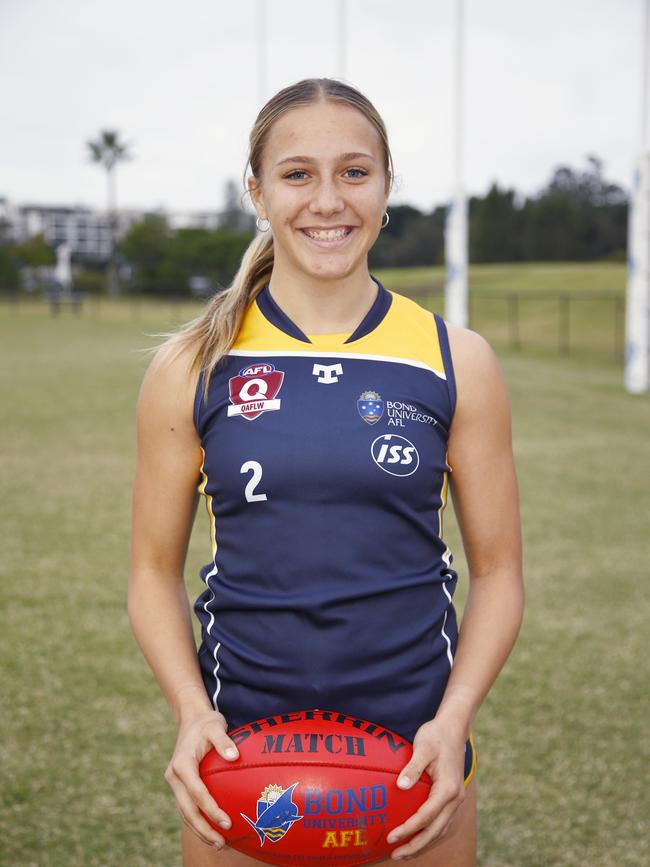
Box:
[232,289,446,379]
[355,291,445,376]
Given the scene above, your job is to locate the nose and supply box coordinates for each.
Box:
[308,177,345,217]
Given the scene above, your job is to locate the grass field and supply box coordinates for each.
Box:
[1,263,648,866]
[7,259,626,363]
[373,262,626,362]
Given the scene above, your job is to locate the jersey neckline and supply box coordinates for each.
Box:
[255,275,393,345]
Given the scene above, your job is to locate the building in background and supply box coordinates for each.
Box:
[1,197,137,264]
[0,196,252,265]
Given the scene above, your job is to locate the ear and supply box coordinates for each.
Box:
[247,176,266,219]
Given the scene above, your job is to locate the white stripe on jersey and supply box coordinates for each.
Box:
[440,580,455,669]
[201,562,223,710]
[228,348,447,380]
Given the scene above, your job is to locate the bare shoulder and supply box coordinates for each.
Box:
[444,322,511,425]
[132,339,205,577]
[446,322,500,376]
[137,339,202,436]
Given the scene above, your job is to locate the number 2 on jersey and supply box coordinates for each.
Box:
[240,460,268,502]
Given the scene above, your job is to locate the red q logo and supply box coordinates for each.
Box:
[228,363,285,421]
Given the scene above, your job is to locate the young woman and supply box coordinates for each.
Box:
[129,77,524,867]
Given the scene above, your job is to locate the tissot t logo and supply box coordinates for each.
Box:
[312,363,343,384]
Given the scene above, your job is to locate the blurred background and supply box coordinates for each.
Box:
[1,1,648,865]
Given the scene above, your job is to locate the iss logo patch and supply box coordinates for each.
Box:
[228,362,284,421]
[358,390,384,424]
[240,783,303,846]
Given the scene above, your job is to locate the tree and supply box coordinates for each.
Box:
[86,129,133,295]
[158,228,253,296]
[0,247,19,292]
[0,215,12,246]
[118,215,253,296]
[118,214,170,294]
[13,233,56,268]
[545,155,627,207]
[469,184,524,263]
[369,204,445,268]
[522,157,628,261]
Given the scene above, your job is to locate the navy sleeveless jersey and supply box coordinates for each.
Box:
[192,277,461,744]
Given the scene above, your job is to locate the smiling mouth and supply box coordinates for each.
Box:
[298,226,355,244]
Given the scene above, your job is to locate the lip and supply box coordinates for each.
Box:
[299,225,355,231]
[297,226,356,248]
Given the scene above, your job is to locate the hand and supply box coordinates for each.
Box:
[164,708,240,849]
[386,718,467,860]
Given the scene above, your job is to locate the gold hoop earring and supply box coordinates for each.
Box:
[256,216,270,232]
[381,211,390,229]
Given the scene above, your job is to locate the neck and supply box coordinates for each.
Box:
[267,265,378,335]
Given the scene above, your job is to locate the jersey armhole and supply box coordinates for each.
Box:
[433,312,457,423]
[193,368,206,436]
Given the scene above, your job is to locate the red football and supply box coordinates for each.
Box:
[198,708,430,866]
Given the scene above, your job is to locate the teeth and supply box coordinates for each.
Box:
[304,228,350,241]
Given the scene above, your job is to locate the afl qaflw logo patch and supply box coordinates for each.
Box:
[357,390,384,424]
[228,362,284,421]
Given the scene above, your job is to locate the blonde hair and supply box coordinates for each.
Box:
[142,77,395,406]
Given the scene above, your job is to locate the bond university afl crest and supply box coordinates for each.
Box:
[228,362,285,421]
[357,390,384,425]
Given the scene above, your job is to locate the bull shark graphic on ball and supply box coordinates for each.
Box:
[240,782,304,846]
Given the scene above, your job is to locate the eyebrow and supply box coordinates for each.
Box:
[274,152,377,168]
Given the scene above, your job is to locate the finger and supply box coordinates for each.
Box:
[387,781,463,844]
[387,796,437,843]
[171,760,233,829]
[207,721,240,762]
[391,814,451,860]
[170,778,227,847]
[390,797,462,859]
[178,805,227,849]
[394,746,434,792]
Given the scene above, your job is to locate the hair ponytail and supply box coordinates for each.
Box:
[140,230,273,406]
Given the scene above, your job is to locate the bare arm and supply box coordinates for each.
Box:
[387,326,524,858]
[128,343,238,848]
[434,325,525,737]
[128,342,212,726]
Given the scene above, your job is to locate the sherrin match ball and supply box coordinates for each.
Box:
[198,708,430,866]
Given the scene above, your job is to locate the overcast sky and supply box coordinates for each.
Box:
[0,0,644,215]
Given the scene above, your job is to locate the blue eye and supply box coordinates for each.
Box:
[284,168,368,181]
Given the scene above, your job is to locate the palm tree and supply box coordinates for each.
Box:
[87,130,133,295]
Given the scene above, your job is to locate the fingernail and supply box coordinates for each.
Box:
[225,747,238,759]
[397,776,411,788]
[387,834,400,843]
[219,820,231,829]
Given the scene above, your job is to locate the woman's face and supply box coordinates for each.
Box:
[249,101,390,283]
